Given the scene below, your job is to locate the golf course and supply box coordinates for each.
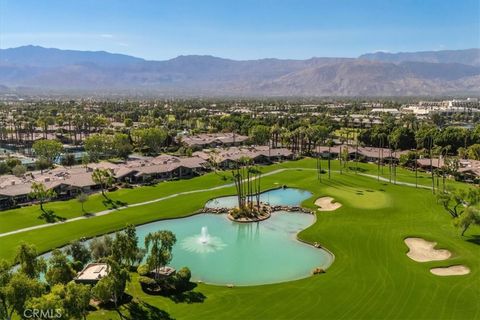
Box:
[1,158,479,319]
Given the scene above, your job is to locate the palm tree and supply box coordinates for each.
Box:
[326,139,334,179]
[270,124,281,148]
[92,169,114,199]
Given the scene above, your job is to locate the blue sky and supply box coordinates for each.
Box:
[0,0,478,60]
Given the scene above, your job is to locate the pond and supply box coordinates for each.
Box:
[41,188,333,286]
[135,211,332,286]
[205,187,313,209]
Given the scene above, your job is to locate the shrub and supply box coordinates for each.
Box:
[139,276,156,286]
[175,267,191,290]
[139,276,159,292]
[137,264,149,276]
[70,260,84,272]
[312,267,325,275]
[11,164,26,177]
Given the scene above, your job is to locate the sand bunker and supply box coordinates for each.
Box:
[430,265,470,276]
[315,197,342,211]
[404,237,452,262]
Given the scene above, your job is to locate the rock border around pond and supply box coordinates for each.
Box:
[226,211,271,223]
[201,203,313,223]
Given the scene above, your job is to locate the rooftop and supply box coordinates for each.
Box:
[75,263,110,282]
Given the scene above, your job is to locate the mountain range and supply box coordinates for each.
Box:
[1,45,479,96]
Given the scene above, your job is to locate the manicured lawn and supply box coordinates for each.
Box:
[1,158,479,319]
[0,158,469,235]
[83,168,478,320]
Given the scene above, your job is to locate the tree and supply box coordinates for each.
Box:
[0,162,9,175]
[29,182,56,213]
[35,158,52,172]
[89,236,113,261]
[430,113,445,128]
[5,158,21,169]
[92,259,129,307]
[45,249,76,286]
[389,127,416,151]
[455,206,480,236]
[399,151,417,168]
[84,134,113,162]
[175,267,191,291]
[124,118,133,127]
[92,276,114,305]
[61,153,76,167]
[32,139,63,163]
[4,272,44,319]
[434,127,468,153]
[0,260,12,319]
[467,144,480,160]
[326,139,334,179]
[457,147,468,159]
[249,125,270,145]
[437,187,480,224]
[14,242,46,278]
[144,230,177,280]
[123,224,141,267]
[131,128,168,155]
[77,192,88,213]
[92,168,114,199]
[81,153,90,171]
[64,282,91,320]
[11,164,26,177]
[113,133,133,160]
[25,285,64,320]
[436,190,465,218]
[66,240,91,271]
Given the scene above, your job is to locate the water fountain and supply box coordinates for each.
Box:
[199,226,209,244]
[181,225,226,253]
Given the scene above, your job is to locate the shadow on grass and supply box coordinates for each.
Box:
[143,281,206,305]
[95,293,134,319]
[38,209,66,223]
[466,234,480,246]
[123,300,174,320]
[164,283,206,304]
[102,197,128,209]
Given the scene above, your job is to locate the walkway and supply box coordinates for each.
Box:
[0,168,431,238]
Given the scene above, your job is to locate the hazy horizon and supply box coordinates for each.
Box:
[2,44,479,62]
[1,0,478,61]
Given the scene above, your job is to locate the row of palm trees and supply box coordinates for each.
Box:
[0,113,110,147]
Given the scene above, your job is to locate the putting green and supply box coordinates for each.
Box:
[323,183,391,209]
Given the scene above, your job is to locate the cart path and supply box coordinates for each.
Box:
[0,167,431,238]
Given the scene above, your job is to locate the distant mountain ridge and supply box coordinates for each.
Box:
[359,48,480,67]
[0,46,479,96]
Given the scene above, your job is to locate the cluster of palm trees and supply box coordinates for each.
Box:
[0,111,110,148]
[231,157,262,215]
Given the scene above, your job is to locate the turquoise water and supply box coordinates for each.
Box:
[39,188,332,286]
[205,187,313,209]
[135,212,332,285]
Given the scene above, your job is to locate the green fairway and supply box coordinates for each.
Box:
[0,158,469,236]
[1,158,479,320]
[322,181,391,209]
